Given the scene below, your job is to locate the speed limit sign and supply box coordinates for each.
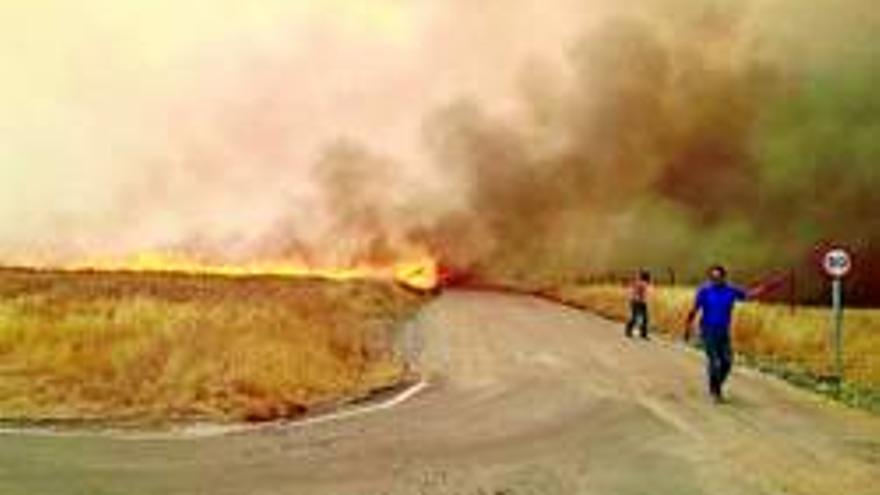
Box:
[821,246,852,387]
[823,248,852,278]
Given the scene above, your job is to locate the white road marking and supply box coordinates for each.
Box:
[0,379,429,441]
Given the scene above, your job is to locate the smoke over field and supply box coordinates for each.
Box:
[1,0,878,300]
[422,0,879,295]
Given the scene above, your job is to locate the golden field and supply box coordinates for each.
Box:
[553,285,880,388]
[0,269,426,423]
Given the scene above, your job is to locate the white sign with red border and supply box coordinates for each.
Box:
[823,248,852,278]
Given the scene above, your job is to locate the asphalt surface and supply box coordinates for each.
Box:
[1,290,879,495]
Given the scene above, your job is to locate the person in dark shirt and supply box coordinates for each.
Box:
[685,264,764,403]
[625,269,651,339]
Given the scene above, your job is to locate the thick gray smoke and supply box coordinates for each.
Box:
[419,0,880,300]
[2,0,878,300]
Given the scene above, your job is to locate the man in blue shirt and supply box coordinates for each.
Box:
[685,264,763,403]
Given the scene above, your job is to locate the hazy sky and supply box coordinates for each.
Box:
[0,0,594,264]
[2,0,874,272]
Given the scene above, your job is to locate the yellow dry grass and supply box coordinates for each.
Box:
[0,269,427,423]
[554,284,880,387]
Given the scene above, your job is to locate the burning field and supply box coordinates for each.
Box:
[0,0,877,423]
[2,0,878,298]
[0,267,429,424]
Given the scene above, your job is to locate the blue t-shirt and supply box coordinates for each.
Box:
[695,282,747,334]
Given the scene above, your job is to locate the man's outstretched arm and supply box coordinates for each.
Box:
[745,285,762,299]
[745,272,790,300]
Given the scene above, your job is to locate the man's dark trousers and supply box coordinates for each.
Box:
[702,329,733,397]
[625,301,649,338]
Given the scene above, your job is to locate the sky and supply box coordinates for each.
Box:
[0,0,592,265]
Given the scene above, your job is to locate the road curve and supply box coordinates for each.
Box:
[1,290,878,495]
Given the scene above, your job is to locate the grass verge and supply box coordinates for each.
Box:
[0,268,428,424]
[551,284,880,413]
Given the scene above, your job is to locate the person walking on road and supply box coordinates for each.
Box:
[625,269,652,339]
[685,264,766,403]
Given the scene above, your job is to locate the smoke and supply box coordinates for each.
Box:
[1,0,878,297]
[0,0,587,265]
[420,0,880,294]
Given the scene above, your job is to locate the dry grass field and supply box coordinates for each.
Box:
[553,285,880,393]
[0,268,427,424]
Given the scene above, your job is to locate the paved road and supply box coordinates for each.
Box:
[2,291,879,495]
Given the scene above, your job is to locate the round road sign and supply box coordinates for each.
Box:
[823,248,852,278]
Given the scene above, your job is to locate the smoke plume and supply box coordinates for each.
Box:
[1,0,878,299]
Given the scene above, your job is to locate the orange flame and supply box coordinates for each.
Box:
[59,252,439,291]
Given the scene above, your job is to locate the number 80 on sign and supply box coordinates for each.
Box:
[823,248,852,279]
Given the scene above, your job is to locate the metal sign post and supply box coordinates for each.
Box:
[831,277,843,386]
[822,248,852,392]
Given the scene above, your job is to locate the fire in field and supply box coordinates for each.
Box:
[0,0,878,421]
[2,3,880,495]
[2,0,877,295]
[60,252,441,292]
